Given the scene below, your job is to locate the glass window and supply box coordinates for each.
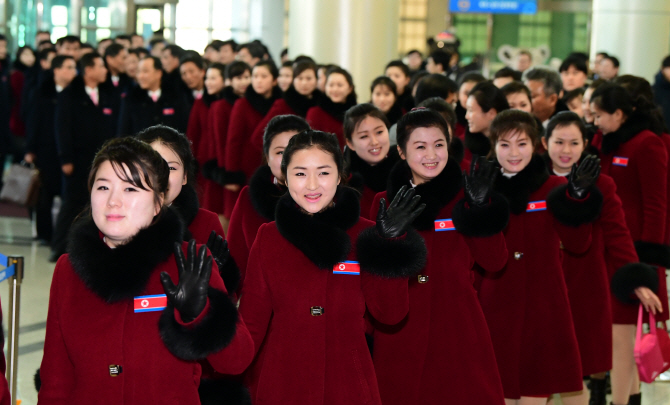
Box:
[452,14,488,59]
[518,10,551,49]
[399,0,428,55]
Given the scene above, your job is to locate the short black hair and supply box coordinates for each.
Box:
[468,81,510,113]
[280,48,289,58]
[494,67,521,81]
[38,39,53,48]
[179,53,206,70]
[225,60,251,79]
[51,54,74,70]
[415,74,458,105]
[281,130,344,181]
[237,42,265,59]
[416,97,457,137]
[545,111,587,141]
[221,39,238,51]
[524,67,563,96]
[396,108,451,153]
[662,55,670,69]
[129,47,149,58]
[559,55,588,75]
[458,72,486,88]
[143,56,163,71]
[500,81,532,101]
[58,35,81,46]
[38,47,57,62]
[564,87,584,104]
[115,34,132,42]
[205,40,224,52]
[136,125,196,185]
[163,44,185,59]
[603,55,620,68]
[254,60,279,79]
[80,43,94,51]
[79,51,102,71]
[149,38,166,48]
[343,103,390,142]
[489,109,539,151]
[293,60,317,78]
[370,76,397,95]
[263,115,311,157]
[293,55,316,65]
[407,49,423,57]
[104,43,126,59]
[428,50,451,70]
[385,60,410,77]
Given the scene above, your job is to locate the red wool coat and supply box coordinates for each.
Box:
[306,105,347,149]
[38,211,254,405]
[369,159,508,405]
[478,156,599,398]
[598,125,670,322]
[189,208,225,243]
[249,99,297,158]
[186,98,219,212]
[346,148,401,220]
[208,95,236,216]
[239,187,426,405]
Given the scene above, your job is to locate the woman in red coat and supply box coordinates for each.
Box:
[38,137,253,404]
[589,83,669,405]
[9,46,34,140]
[305,66,357,149]
[239,130,427,404]
[205,61,250,231]
[223,61,282,219]
[249,61,322,157]
[463,81,509,162]
[343,103,400,219]
[227,115,310,292]
[369,108,510,405]
[478,110,603,404]
[541,112,662,405]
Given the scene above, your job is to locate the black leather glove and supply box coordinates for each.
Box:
[464,155,498,208]
[161,240,211,323]
[376,185,425,238]
[206,231,229,270]
[567,155,601,199]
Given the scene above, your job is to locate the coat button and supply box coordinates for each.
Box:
[514,252,524,260]
[559,241,564,250]
[418,275,429,283]
[109,365,123,376]
[310,306,324,316]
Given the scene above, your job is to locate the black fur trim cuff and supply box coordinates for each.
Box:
[634,241,670,268]
[34,368,41,392]
[201,159,218,180]
[219,255,241,296]
[198,378,251,405]
[452,192,509,238]
[547,185,603,227]
[611,263,659,304]
[224,171,246,186]
[356,227,427,278]
[159,287,238,361]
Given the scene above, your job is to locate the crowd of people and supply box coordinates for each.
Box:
[1,28,670,405]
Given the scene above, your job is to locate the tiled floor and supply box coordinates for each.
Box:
[1,214,669,405]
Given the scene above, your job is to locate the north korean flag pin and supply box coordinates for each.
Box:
[134,294,168,313]
[333,261,360,275]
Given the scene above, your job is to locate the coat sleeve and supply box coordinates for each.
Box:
[186,101,204,163]
[225,102,250,185]
[227,188,251,293]
[598,176,660,303]
[633,135,669,265]
[38,259,75,405]
[249,104,276,159]
[24,95,41,155]
[117,97,131,137]
[238,224,274,358]
[158,247,254,375]
[54,92,74,166]
[210,102,232,168]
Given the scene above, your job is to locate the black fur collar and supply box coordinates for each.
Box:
[385,101,404,125]
[456,102,467,126]
[317,92,358,122]
[275,186,360,269]
[171,185,199,239]
[283,86,322,117]
[221,86,239,105]
[249,165,286,221]
[245,85,282,116]
[202,89,224,107]
[464,131,491,157]
[449,137,465,164]
[387,159,463,231]
[346,147,400,194]
[67,208,183,303]
[494,154,550,215]
[601,111,653,154]
[397,89,414,112]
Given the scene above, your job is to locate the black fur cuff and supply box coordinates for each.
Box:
[219,255,241,296]
[198,378,251,405]
[202,159,218,180]
[547,184,603,227]
[634,241,670,268]
[610,262,659,304]
[159,287,238,361]
[452,192,509,238]
[356,227,427,278]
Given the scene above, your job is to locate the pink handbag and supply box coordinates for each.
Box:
[634,304,668,382]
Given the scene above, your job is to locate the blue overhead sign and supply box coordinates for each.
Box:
[449,0,538,14]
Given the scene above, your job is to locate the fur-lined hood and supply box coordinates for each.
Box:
[249,165,286,221]
[67,208,183,303]
[275,186,360,269]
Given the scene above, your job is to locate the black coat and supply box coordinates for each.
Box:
[653,71,670,131]
[118,84,189,136]
[55,76,119,177]
[104,72,133,101]
[25,74,63,194]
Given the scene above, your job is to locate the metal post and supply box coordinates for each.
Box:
[6,256,23,405]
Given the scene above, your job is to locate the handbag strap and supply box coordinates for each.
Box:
[637,304,644,344]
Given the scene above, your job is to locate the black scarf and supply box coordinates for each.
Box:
[283,86,322,117]
[387,159,463,231]
[346,147,400,194]
[317,92,357,122]
[464,131,491,157]
[67,208,183,303]
[385,101,404,126]
[601,111,654,155]
[202,89,224,107]
[249,165,286,221]
[275,186,360,269]
[245,85,282,116]
[220,86,239,105]
[494,154,550,215]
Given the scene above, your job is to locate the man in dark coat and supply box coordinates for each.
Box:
[653,55,670,130]
[118,56,189,136]
[50,51,119,261]
[103,43,132,100]
[159,44,186,94]
[524,67,569,129]
[178,53,206,108]
[24,55,77,244]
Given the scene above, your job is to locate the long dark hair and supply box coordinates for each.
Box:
[281,130,344,180]
[135,125,196,185]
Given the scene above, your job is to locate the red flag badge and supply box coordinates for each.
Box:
[434,219,455,231]
[612,156,629,167]
[163,108,175,116]
[526,201,547,212]
[333,261,360,275]
[134,294,167,313]
[102,108,112,115]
